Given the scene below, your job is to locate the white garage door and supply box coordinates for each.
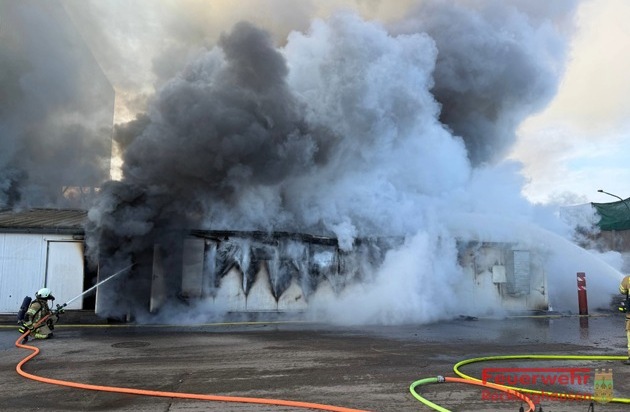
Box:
[45,241,84,310]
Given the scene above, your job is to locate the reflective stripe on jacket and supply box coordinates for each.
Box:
[24,299,51,326]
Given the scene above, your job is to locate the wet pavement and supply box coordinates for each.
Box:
[1,313,629,412]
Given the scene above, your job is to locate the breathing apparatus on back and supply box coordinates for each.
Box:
[17,288,56,324]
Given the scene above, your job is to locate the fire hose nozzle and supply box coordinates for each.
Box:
[54,303,66,317]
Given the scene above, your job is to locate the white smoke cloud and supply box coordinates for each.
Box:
[281,13,471,238]
[309,231,461,324]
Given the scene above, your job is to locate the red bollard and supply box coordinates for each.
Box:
[577,272,589,316]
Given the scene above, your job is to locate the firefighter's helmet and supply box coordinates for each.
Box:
[36,288,54,300]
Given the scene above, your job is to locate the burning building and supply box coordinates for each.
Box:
[0,206,549,318]
[5,1,616,323]
[146,234,550,317]
[84,4,570,322]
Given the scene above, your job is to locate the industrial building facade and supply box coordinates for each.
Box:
[0,208,550,317]
[0,209,92,313]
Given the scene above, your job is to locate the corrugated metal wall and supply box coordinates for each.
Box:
[0,234,47,313]
[0,234,84,313]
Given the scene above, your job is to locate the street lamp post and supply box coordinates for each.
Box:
[597,189,630,214]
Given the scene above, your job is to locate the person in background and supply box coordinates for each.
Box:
[620,275,630,365]
[18,288,56,340]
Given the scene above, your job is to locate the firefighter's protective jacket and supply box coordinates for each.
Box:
[24,298,53,338]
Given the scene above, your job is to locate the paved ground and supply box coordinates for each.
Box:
[1,313,629,412]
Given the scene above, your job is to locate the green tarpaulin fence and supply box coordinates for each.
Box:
[592,198,630,231]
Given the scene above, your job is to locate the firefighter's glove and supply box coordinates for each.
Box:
[46,318,55,330]
[55,304,65,315]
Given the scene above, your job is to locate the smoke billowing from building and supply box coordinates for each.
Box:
[4,1,620,322]
[0,0,114,208]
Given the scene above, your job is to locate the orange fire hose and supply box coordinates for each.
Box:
[15,314,369,412]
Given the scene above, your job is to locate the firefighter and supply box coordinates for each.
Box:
[18,288,56,340]
[620,275,630,364]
